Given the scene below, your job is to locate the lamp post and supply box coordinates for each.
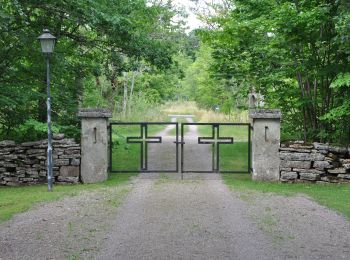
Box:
[38,29,56,192]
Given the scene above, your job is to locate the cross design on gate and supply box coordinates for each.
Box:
[127,124,162,171]
[198,124,233,172]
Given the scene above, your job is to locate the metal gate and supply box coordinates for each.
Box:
[109,122,251,174]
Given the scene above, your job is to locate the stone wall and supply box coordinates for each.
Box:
[280,141,350,183]
[0,134,80,186]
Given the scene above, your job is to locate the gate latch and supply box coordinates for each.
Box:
[173,141,185,144]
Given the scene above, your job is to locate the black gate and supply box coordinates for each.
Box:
[180,123,251,174]
[109,122,251,174]
[109,122,179,173]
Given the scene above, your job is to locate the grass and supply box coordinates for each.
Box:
[0,173,135,223]
[198,124,249,141]
[162,101,249,123]
[220,142,249,172]
[222,174,350,220]
[110,124,166,172]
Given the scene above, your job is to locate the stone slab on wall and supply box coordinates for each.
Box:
[0,134,80,186]
[280,141,350,184]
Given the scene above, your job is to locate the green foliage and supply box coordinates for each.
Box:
[198,0,350,144]
[0,0,184,141]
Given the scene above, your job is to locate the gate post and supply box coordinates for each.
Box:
[78,108,112,183]
[250,109,281,181]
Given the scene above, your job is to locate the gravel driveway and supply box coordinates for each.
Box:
[1,118,350,259]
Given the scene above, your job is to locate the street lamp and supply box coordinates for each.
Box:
[38,29,56,192]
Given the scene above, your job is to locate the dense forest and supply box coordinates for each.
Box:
[0,0,349,144]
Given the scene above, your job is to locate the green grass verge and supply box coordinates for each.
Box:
[0,173,135,223]
[222,174,350,220]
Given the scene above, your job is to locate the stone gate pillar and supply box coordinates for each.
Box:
[78,109,112,183]
[250,109,282,181]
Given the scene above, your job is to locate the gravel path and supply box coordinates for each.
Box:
[96,118,350,259]
[0,185,132,259]
[1,118,350,259]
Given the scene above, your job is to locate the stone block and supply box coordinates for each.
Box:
[313,161,332,170]
[340,159,350,164]
[343,164,350,170]
[313,142,329,150]
[59,154,81,159]
[293,168,325,174]
[64,149,81,155]
[3,163,17,168]
[281,171,298,180]
[289,144,313,149]
[279,147,311,153]
[27,149,45,155]
[328,168,347,174]
[329,146,348,155]
[5,182,19,186]
[1,147,16,153]
[321,176,329,182]
[279,152,325,161]
[70,158,80,166]
[280,167,292,171]
[21,178,34,182]
[3,177,19,182]
[78,108,112,118]
[338,174,350,179]
[53,133,65,140]
[52,159,70,166]
[60,166,79,177]
[26,170,39,177]
[300,172,320,181]
[57,176,79,183]
[280,160,311,169]
[21,141,43,147]
[3,154,17,160]
[0,140,16,147]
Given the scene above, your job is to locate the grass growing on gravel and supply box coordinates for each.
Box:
[222,174,350,220]
[0,173,135,223]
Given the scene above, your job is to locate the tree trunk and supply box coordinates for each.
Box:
[122,73,129,118]
[128,71,136,115]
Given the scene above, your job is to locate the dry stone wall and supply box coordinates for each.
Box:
[0,134,80,186]
[280,141,350,183]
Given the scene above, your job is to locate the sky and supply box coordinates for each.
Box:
[172,0,203,31]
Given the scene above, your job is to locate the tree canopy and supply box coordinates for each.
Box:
[191,0,350,143]
[1,0,349,144]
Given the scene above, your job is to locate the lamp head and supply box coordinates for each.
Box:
[38,29,56,54]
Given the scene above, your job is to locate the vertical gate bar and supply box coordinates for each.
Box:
[216,125,220,173]
[176,122,179,173]
[248,124,251,173]
[140,124,144,171]
[109,124,112,172]
[181,123,184,180]
[145,124,148,171]
[212,125,215,172]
